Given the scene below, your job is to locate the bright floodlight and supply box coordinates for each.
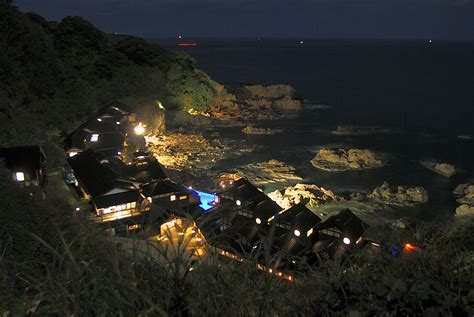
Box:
[293,229,301,237]
[15,172,25,181]
[134,122,145,135]
[255,218,261,225]
[343,237,351,245]
[236,199,241,206]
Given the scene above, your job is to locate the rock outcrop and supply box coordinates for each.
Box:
[235,159,302,187]
[370,182,428,205]
[332,125,392,136]
[268,183,340,209]
[455,204,474,216]
[311,148,384,172]
[453,183,474,216]
[208,84,302,121]
[422,161,457,177]
[241,125,282,135]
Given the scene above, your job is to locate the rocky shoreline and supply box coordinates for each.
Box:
[207,84,303,122]
[311,148,385,172]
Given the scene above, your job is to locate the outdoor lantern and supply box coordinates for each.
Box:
[294,229,301,237]
[15,172,25,182]
[343,237,351,245]
[255,217,262,224]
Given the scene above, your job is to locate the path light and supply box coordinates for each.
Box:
[293,229,301,237]
[255,218,261,225]
[343,237,351,245]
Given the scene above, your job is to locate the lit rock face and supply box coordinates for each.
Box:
[455,204,474,216]
[146,133,253,178]
[241,125,282,135]
[268,183,339,209]
[421,161,457,177]
[208,84,302,121]
[453,184,474,216]
[311,148,384,172]
[433,163,456,177]
[235,159,302,187]
[370,181,428,205]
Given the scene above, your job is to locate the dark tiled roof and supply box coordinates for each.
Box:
[276,203,322,232]
[0,145,45,171]
[67,150,118,197]
[96,101,132,119]
[316,209,369,240]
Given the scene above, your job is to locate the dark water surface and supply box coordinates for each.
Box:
[155,38,474,218]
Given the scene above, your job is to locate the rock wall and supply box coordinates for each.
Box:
[370,181,428,205]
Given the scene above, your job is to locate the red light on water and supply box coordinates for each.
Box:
[178,43,197,47]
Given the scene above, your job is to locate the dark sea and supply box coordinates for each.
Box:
[155,38,474,219]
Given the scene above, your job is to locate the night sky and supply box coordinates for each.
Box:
[15,0,474,40]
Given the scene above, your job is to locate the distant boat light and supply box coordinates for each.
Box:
[178,43,197,47]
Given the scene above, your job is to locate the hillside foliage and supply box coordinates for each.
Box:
[0,2,224,147]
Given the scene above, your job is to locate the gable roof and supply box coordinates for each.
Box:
[67,150,118,197]
[96,101,132,120]
[274,203,321,232]
[0,145,45,171]
[315,209,369,241]
[94,190,141,208]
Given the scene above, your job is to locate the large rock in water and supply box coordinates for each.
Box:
[208,84,302,121]
[241,125,282,135]
[422,162,457,177]
[235,159,302,187]
[453,183,474,204]
[370,181,428,205]
[311,148,384,172]
[268,183,340,209]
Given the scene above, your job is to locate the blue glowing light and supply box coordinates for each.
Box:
[192,190,217,212]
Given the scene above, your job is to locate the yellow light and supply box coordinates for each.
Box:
[134,122,145,135]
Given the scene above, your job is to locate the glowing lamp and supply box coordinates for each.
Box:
[293,229,301,237]
[255,218,261,225]
[90,134,99,142]
[69,152,78,157]
[134,122,145,135]
[97,118,102,122]
[343,237,351,245]
[236,199,241,206]
[15,172,25,182]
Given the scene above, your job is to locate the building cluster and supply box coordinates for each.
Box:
[0,101,373,275]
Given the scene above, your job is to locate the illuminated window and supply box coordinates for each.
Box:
[131,202,136,208]
[146,197,152,204]
[90,134,99,142]
[170,195,176,201]
[69,152,78,157]
[307,228,314,237]
[116,205,122,211]
[15,172,25,182]
[179,195,187,200]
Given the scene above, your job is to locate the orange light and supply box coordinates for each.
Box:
[404,243,416,251]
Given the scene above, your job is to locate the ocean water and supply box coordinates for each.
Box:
[155,38,474,218]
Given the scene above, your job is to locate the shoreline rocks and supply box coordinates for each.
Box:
[453,183,474,216]
[235,159,302,187]
[208,84,303,121]
[311,148,384,172]
[268,183,340,209]
[370,181,428,206]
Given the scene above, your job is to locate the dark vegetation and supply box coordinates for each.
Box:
[1,1,474,315]
[1,170,473,315]
[0,1,225,149]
